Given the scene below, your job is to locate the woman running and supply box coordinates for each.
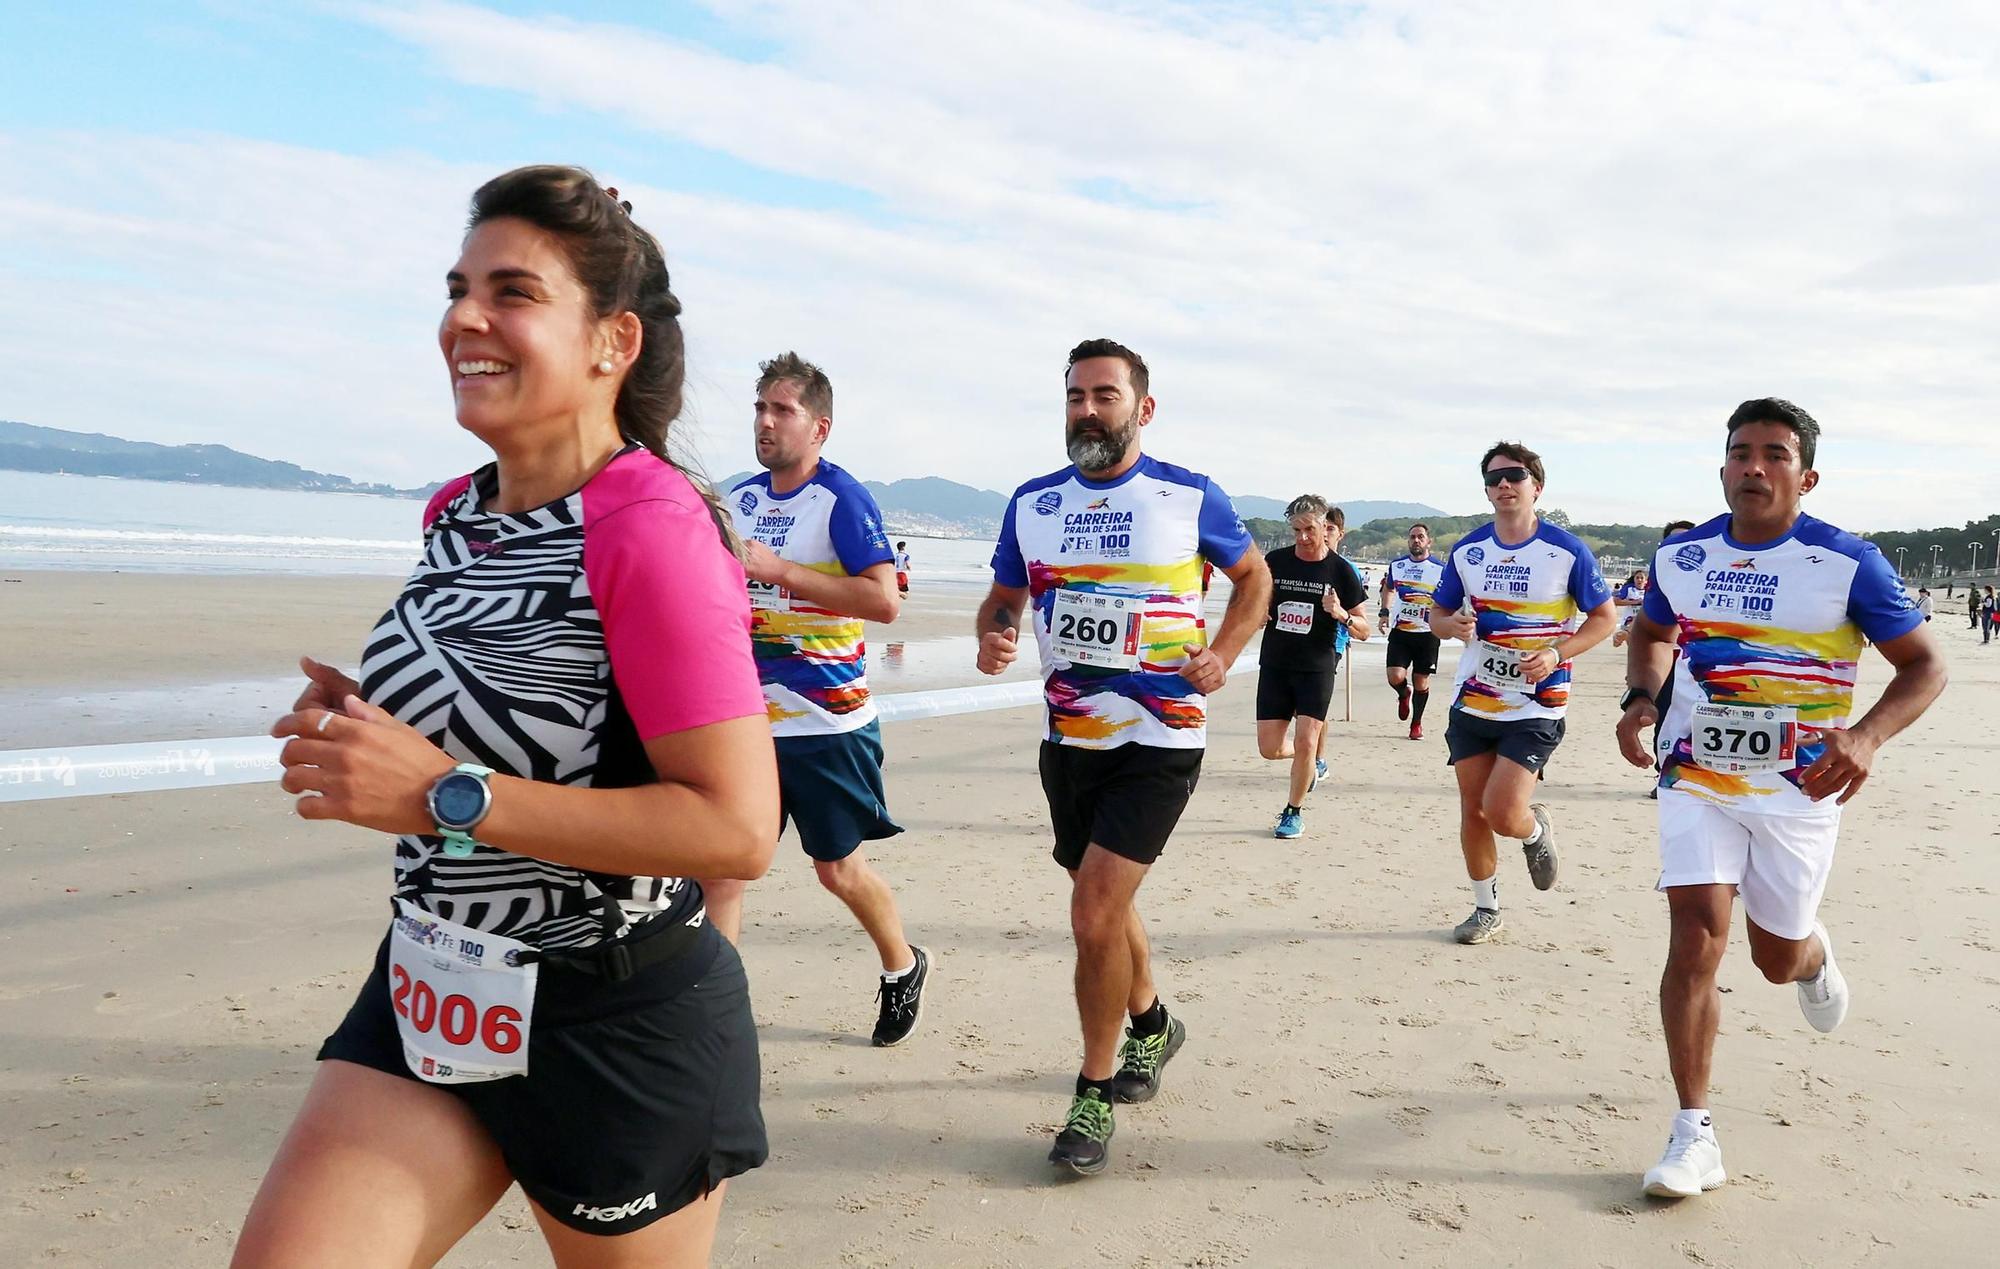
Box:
[234,166,778,1267]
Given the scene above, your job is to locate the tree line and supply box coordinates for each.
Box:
[1245,511,2000,582]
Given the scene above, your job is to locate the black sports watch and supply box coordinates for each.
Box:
[1618,685,1654,713]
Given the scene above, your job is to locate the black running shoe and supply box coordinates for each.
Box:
[1049,1088,1115,1175]
[1111,1014,1186,1103]
[872,945,930,1047]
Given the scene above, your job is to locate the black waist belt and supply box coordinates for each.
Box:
[516,908,706,983]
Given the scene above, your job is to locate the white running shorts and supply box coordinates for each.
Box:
[1655,791,1841,940]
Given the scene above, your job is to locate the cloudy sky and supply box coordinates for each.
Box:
[2,1,1994,529]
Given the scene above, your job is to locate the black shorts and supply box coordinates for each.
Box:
[775,721,903,862]
[1444,708,1566,773]
[318,916,767,1235]
[1385,629,1441,676]
[1254,664,1336,722]
[1038,741,1202,870]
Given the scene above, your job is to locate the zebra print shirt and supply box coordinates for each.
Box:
[359,447,765,950]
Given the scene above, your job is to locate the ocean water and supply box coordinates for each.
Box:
[0,470,1001,580]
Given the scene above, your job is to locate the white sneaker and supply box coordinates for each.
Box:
[1642,1129,1726,1198]
[1797,921,1849,1034]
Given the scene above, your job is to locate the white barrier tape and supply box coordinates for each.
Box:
[1,676,1047,805]
[0,736,288,805]
[871,679,1043,723]
[0,655,1321,805]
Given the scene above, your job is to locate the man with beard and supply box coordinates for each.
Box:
[974,339,1271,1176]
[1615,398,1943,1198]
[713,352,932,1048]
[1382,523,1447,740]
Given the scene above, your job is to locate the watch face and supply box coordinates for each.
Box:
[432,773,488,828]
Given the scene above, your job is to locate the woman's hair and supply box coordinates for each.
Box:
[466,165,736,551]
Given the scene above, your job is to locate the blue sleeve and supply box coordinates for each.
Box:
[829,486,894,575]
[990,494,1028,588]
[1848,544,1923,643]
[1569,542,1613,609]
[1197,478,1253,569]
[1641,571,1674,625]
[1433,554,1464,611]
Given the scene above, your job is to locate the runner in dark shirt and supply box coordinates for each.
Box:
[1257,495,1371,838]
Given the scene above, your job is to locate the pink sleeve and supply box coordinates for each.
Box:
[422,474,475,530]
[583,492,765,740]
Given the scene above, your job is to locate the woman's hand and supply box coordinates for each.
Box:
[291,656,361,713]
[272,695,456,834]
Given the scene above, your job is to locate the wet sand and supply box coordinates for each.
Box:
[1,574,1993,1266]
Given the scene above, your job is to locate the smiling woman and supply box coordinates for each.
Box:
[231,166,778,1269]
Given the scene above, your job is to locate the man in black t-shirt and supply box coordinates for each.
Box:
[1257,495,1372,838]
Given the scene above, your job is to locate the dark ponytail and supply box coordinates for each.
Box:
[466,165,737,551]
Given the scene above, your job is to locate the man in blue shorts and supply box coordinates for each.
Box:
[713,352,932,1048]
[1431,442,1616,945]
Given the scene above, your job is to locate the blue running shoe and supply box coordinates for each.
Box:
[1274,805,1303,839]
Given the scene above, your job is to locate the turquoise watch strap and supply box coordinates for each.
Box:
[433,763,495,859]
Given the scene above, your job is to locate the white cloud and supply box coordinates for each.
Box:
[3,1,1996,530]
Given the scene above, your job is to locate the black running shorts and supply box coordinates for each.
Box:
[1385,629,1441,676]
[1038,741,1203,870]
[319,915,767,1235]
[1443,708,1565,774]
[1254,666,1336,722]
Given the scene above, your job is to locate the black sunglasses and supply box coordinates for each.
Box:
[1483,466,1532,488]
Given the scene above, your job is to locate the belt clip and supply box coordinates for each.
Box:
[602,943,635,982]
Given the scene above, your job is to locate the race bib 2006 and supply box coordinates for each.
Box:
[389,900,538,1084]
[1051,589,1143,669]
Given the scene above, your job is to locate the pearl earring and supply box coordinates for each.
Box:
[597,360,613,374]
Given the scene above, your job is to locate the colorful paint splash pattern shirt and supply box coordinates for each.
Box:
[992,455,1253,751]
[1645,513,1920,814]
[1433,520,1611,722]
[1388,554,1447,633]
[730,461,893,738]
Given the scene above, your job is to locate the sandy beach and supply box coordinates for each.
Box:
[1,572,1993,1266]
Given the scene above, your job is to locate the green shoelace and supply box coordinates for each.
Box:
[1117,1029,1167,1078]
[1063,1091,1113,1140]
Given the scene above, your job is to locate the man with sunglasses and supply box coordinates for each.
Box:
[1430,443,1615,946]
[1615,399,1942,1200]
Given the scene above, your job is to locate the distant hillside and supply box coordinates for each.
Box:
[1233,495,1443,524]
[720,470,1435,540]
[1248,507,1665,572]
[720,470,1009,537]
[0,420,428,498]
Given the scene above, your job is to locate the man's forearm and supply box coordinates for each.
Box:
[778,561,896,622]
[1850,654,1947,748]
[1208,579,1269,667]
[1623,625,1675,698]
